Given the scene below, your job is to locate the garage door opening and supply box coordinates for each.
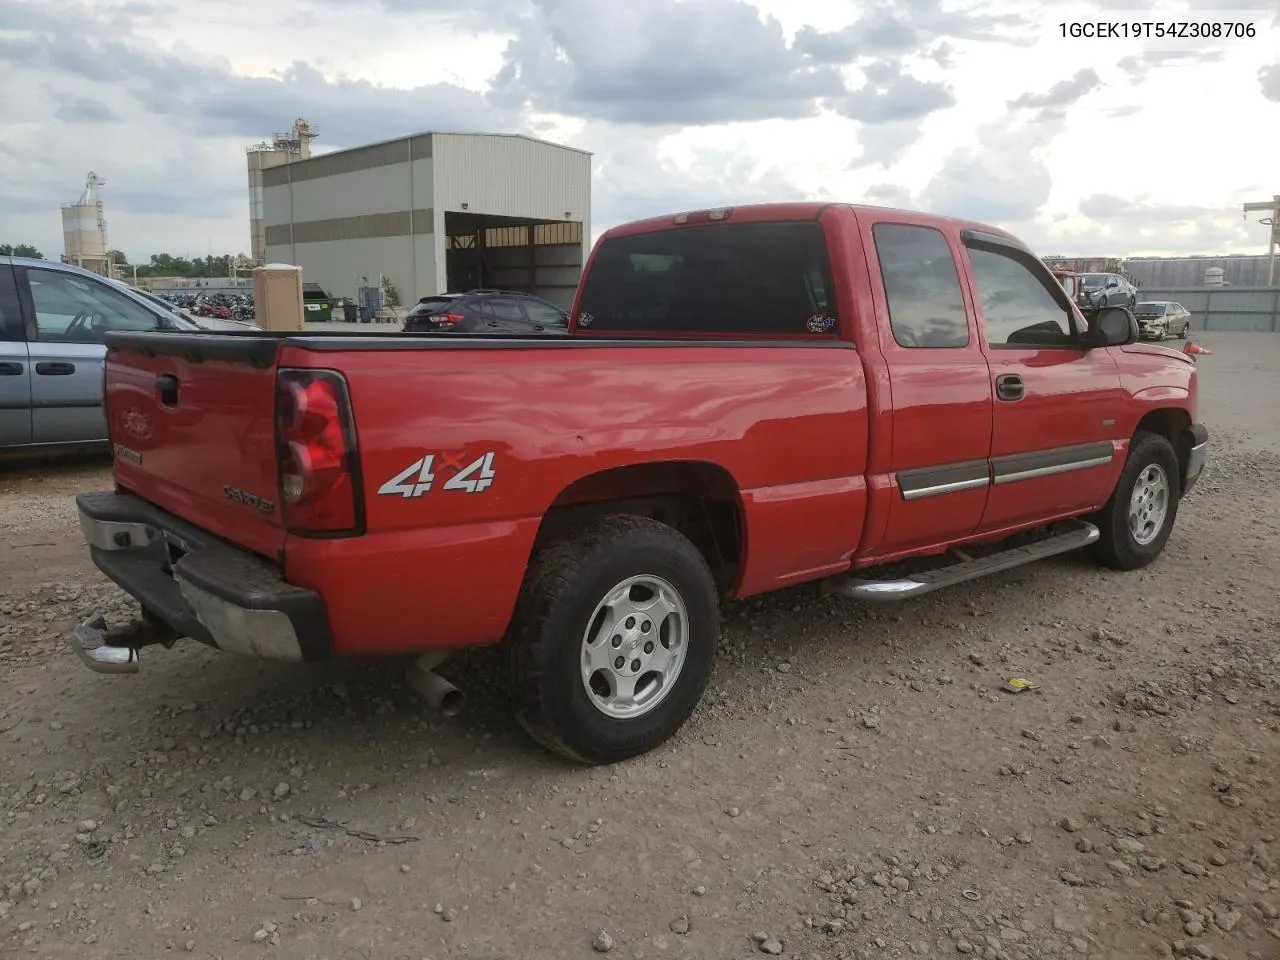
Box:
[444,211,583,310]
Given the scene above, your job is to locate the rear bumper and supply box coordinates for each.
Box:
[74,491,332,664]
[1183,423,1208,495]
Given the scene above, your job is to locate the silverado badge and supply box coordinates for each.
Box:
[112,443,142,465]
[223,485,275,514]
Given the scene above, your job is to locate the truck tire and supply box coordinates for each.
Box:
[506,515,719,764]
[1090,430,1181,571]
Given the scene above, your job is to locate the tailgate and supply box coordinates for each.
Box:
[104,333,287,560]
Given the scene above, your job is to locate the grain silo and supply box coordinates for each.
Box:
[61,172,110,275]
[246,119,317,264]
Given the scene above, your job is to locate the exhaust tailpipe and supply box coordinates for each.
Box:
[406,654,465,716]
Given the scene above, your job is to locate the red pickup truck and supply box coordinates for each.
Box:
[72,202,1208,764]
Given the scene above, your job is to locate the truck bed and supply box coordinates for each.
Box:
[103,329,872,653]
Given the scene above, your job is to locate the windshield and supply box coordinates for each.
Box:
[1080,274,1109,288]
[1134,302,1166,313]
[575,220,836,335]
[107,280,197,328]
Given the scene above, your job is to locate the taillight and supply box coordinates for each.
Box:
[274,368,363,537]
[436,313,465,326]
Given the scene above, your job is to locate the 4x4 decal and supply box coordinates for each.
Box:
[377,451,496,498]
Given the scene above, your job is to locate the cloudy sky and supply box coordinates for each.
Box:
[2,0,1277,263]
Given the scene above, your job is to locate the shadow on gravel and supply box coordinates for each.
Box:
[57,547,1121,768]
[0,451,111,476]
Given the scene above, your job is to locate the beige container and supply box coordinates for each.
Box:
[253,264,304,332]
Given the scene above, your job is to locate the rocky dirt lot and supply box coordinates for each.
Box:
[1,333,1278,960]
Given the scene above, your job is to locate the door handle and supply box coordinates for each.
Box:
[995,374,1024,401]
[35,361,75,376]
[0,361,23,376]
[156,374,179,406]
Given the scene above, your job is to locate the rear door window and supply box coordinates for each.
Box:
[522,299,568,327]
[483,298,526,322]
[574,220,837,335]
[871,223,969,348]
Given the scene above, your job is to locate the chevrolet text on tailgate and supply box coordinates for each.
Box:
[73,202,1209,765]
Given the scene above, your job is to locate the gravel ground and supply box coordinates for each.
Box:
[1,332,1277,960]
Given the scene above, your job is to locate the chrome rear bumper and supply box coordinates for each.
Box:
[69,491,333,673]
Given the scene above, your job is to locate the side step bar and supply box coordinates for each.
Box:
[823,520,1100,602]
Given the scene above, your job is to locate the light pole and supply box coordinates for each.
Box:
[1243,195,1279,286]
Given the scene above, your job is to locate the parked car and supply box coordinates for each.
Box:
[1132,301,1192,340]
[0,257,257,455]
[1078,272,1138,309]
[403,289,569,334]
[66,202,1208,766]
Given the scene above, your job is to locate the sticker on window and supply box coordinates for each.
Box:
[806,314,837,333]
[577,312,594,328]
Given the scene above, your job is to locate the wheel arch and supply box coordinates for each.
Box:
[1133,407,1193,484]
[532,460,746,595]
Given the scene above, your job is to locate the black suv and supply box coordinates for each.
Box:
[403,289,569,334]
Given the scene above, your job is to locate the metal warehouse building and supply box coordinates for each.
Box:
[262,132,592,309]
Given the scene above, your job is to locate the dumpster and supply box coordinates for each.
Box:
[302,282,332,322]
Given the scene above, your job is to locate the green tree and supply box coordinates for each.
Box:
[108,249,129,265]
[0,242,45,259]
[108,252,246,279]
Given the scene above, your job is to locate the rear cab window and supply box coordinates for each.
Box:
[573,221,838,337]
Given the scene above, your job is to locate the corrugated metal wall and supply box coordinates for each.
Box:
[1126,256,1276,288]
[431,134,591,227]
[1136,287,1280,332]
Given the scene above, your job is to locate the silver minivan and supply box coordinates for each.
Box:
[1,257,257,455]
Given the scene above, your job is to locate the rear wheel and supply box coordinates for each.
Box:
[506,515,719,764]
[1090,430,1181,570]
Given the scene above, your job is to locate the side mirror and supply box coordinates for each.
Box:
[1088,306,1138,347]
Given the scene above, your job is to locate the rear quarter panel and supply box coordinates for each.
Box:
[278,341,870,655]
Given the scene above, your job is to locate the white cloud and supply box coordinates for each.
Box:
[0,0,1276,263]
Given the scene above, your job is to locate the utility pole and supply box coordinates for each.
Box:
[1243,195,1279,286]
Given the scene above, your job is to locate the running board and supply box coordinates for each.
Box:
[823,520,1100,602]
